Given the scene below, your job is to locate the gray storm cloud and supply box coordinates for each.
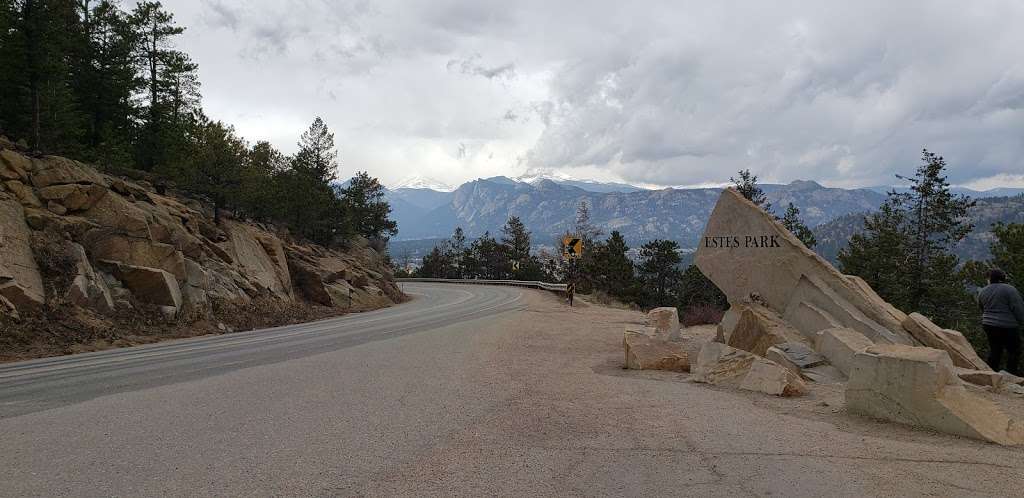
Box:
[173,0,1024,188]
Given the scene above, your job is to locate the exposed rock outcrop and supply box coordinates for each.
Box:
[0,197,44,310]
[0,143,403,359]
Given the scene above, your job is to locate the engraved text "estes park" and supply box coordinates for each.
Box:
[704,235,781,249]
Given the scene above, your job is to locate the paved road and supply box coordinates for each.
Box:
[2,283,1023,497]
[0,283,522,419]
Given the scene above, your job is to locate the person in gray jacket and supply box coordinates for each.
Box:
[978,269,1024,375]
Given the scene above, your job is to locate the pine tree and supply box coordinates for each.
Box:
[501,216,531,262]
[730,169,772,213]
[677,265,727,309]
[131,1,195,170]
[989,223,1024,285]
[839,149,975,326]
[637,239,682,306]
[781,202,817,248]
[591,231,636,300]
[187,118,246,222]
[293,116,338,184]
[2,0,86,152]
[73,0,139,165]
[339,172,397,241]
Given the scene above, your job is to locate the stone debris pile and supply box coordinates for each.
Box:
[623,188,1024,446]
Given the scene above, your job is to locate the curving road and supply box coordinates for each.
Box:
[0,283,523,419]
[3,282,1022,497]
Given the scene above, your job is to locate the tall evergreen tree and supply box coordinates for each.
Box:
[187,118,246,222]
[989,222,1024,285]
[339,172,397,241]
[591,231,636,300]
[501,216,531,262]
[293,116,338,184]
[780,202,817,248]
[1,0,86,152]
[637,239,682,306]
[839,149,975,326]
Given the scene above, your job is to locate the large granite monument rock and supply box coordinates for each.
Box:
[678,188,1020,444]
[695,188,913,345]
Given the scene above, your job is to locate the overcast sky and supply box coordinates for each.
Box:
[164,0,1024,190]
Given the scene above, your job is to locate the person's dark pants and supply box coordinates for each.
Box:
[984,324,1022,375]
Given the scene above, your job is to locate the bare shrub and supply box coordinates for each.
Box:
[681,304,725,327]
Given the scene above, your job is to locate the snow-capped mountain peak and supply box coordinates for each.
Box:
[391,175,455,192]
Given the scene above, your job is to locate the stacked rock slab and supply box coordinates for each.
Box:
[694,188,914,345]
[847,345,1024,446]
[623,327,690,372]
[693,342,806,397]
[724,301,807,356]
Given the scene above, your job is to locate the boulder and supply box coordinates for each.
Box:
[80,189,151,238]
[22,208,99,238]
[289,258,332,306]
[47,201,67,215]
[645,307,681,341]
[222,221,292,299]
[29,155,105,188]
[623,330,690,372]
[66,243,115,313]
[103,261,182,309]
[84,229,186,280]
[815,327,873,376]
[901,313,989,371]
[740,358,808,397]
[726,302,806,356]
[694,188,914,345]
[37,183,106,212]
[0,149,30,180]
[0,198,45,310]
[692,342,758,385]
[846,345,1024,446]
[4,180,41,207]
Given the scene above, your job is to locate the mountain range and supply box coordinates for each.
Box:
[384,175,1024,263]
[385,176,889,246]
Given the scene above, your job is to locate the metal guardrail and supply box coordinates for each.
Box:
[396,278,568,292]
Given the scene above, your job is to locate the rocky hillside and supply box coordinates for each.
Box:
[390,176,886,246]
[0,138,403,360]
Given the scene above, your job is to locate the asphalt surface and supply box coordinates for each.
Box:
[0,283,522,419]
[2,283,1023,497]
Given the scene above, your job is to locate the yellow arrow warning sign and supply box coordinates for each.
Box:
[562,236,584,258]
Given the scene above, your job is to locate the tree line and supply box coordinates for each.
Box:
[405,201,730,324]
[0,1,395,246]
[837,149,1024,353]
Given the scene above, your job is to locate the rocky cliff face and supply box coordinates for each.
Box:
[0,138,403,359]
